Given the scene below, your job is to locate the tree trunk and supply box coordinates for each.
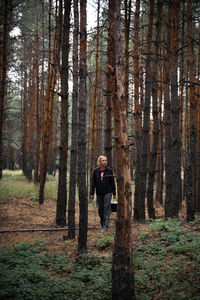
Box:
[185,0,197,222]
[138,0,154,220]
[90,0,100,185]
[170,0,181,217]
[164,6,172,219]
[110,0,136,299]
[147,0,162,219]
[34,0,40,183]
[68,0,79,239]
[56,0,71,227]
[78,0,88,256]
[104,0,115,166]
[0,0,11,178]
[132,0,141,220]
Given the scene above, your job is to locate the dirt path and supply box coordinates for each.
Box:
[0,198,120,257]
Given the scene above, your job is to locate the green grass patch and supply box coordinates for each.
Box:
[0,170,58,203]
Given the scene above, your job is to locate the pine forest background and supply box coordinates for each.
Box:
[1,0,200,224]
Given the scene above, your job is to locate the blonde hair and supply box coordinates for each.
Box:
[97,155,107,166]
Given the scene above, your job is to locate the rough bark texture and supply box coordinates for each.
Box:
[68,0,79,239]
[78,0,88,256]
[110,0,136,299]
[56,0,71,226]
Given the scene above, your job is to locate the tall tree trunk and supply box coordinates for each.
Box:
[56,0,71,226]
[147,0,162,219]
[39,0,61,204]
[138,0,154,220]
[104,0,115,166]
[170,0,181,217]
[132,0,141,220]
[185,0,196,222]
[0,0,11,178]
[90,0,100,184]
[124,0,131,115]
[110,0,136,299]
[78,0,88,255]
[34,0,40,183]
[164,5,172,219]
[68,0,79,238]
[196,24,200,213]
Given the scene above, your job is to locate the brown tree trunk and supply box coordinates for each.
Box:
[39,0,61,204]
[56,0,71,227]
[124,0,131,115]
[78,0,88,256]
[68,0,79,239]
[110,0,136,299]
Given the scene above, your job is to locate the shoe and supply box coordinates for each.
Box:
[99,227,107,233]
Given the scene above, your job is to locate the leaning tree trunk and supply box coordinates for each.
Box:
[68,0,79,239]
[77,0,88,256]
[56,0,71,227]
[110,0,136,299]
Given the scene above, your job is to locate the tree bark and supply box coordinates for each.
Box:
[78,0,88,256]
[185,0,197,222]
[170,0,182,217]
[138,0,154,221]
[110,0,136,299]
[0,0,11,178]
[132,0,141,220]
[56,0,71,226]
[68,0,79,239]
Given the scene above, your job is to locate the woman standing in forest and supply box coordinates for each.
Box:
[90,155,116,232]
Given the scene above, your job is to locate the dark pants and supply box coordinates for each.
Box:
[97,193,112,228]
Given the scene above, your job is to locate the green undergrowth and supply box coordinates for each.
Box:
[0,220,200,299]
[0,170,58,203]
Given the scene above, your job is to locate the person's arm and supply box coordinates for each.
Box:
[90,170,96,198]
[111,169,116,197]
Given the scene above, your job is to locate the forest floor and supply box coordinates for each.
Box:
[0,196,192,255]
[0,197,152,255]
[1,196,200,300]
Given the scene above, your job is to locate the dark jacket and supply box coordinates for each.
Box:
[90,167,116,196]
